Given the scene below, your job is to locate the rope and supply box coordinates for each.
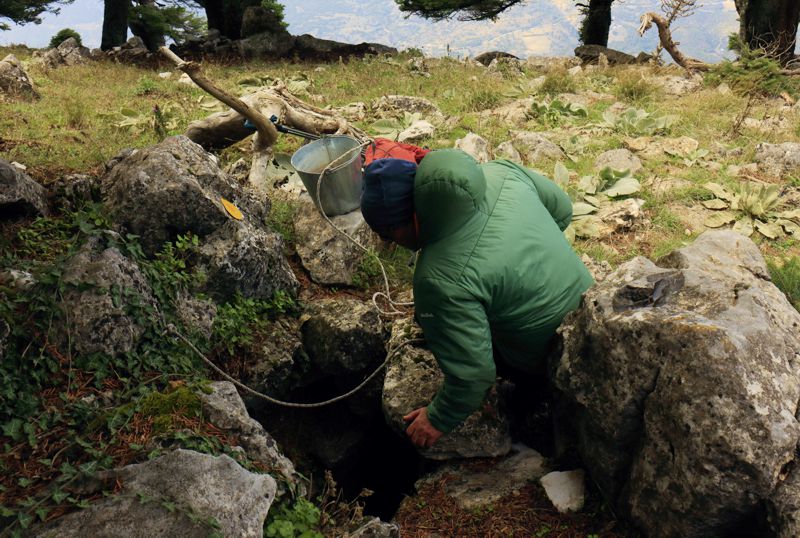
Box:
[168,323,422,408]
[313,139,415,316]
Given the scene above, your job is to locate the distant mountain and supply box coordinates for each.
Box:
[282,0,740,63]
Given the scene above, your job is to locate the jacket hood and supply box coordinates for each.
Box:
[414,149,487,245]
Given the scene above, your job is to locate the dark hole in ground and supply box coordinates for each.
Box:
[248,377,425,521]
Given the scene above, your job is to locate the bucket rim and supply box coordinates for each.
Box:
[290,135,363,175]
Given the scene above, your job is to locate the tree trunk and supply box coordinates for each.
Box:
[579,0,614,46]
[101,0,130,50]
[199,0,259,40]
[128,0,165,52]
[201,0,225,36]
[736,0,800,65]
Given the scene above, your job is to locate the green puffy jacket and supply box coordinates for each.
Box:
[413,150,594,433]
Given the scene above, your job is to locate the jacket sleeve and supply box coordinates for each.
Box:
[413,277,495,433]
[518,166,573,231]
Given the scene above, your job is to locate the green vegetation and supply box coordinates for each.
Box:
[768,256,800,311]
[48,28,81,48]
[265,498,323,538]
[706,37,800,97]
[614,71,659,103]
[539,69,577,95]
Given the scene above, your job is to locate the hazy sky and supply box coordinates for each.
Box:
[0,0,749,60]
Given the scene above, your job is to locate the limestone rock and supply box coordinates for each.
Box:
[106,36,151,64]
[382,318,512,460]
[197,382,301,489]
[349,517,400,538]
[580,254,612,283]
[48,173,101,212]
[32,449,276,538]
[540,470,585,513]
[42,37,90,69]
[755,142,800,177]
[174,293,216,339]
[59,237,155,357]
[193,219,299,301]
[575,45,637,65]
[495,140,522,163]
[474,51,518,66]
[302,297,386,376]
[239,316,307,401]
[293,195,379,286]
[511,131,565,164]
[0,158,48,218]
[594,148,643,174]
[488,57,524,77]
[0,54,39,100]
[102,135,268,255]
[418,444,548,509]
[373,95,441,118]
[454,132,491,163]
[398,120,435,143]
[553,230,800,537]
[654,74,703,96]
[481,97,534,126]
[624,136,699,159]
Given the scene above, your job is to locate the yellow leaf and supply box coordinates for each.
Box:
[221,197,243,220]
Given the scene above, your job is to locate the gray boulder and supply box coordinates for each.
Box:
[0,159,48,218]
[102,135,268,256]
[106,36,151,64]
[481,97,536,126]
[574,45,637,65]
[49,173,101,212]
[174,293,217,339]
[197,382,302,489]
[32,449,276,538]
[511,131,565,164]
[239,32,296,59]
[193,219,298,301]
[302,297,387,375]
[382,318,512,460]
[293,195,379,286]
[415,444,549,509]
[553,230,800,537]
[594,148,643,174]
[474,51,519,66]
[495,140,522,163]
[60,237,155,357]
[0,54,39,100]
[398,120,435,143]
[454,132,492,163]
[654,74,703,96]
[372,95,442,119]
[755,142,800,177]
[42,37,90,69]
[248,317,307,399]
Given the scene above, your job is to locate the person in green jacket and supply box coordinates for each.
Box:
[361,149,594,448]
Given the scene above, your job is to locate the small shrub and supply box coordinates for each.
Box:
[614,72,658,102]
[539,69,577,96]
[768,256,800,311]
[265,498,323,538]
[64,93,91,129]
[463,89,502,112]
[134,76,159,96]
[705,36,799,97]
[268,199,298,245]
[49,28,82,49]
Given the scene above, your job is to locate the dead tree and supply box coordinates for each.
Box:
[159,47,365,192]
[653,0,699,60]
[638,12,711,72]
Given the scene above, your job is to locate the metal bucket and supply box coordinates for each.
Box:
[290,136,363,217]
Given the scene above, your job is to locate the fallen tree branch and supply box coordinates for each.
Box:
[638,12,711,72]
[159,46,278,150]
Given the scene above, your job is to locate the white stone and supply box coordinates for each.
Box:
[454,132,491,163]
[567,65,582,76]
[495,141,522,163]
[540,469,586,513]
[398,120,435,143]
[595,148,643,174]
[158,71,172,79]
[178,73,197,87]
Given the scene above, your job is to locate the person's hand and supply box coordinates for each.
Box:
[403,407,443,448]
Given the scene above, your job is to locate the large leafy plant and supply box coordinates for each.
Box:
[556,165,642,239]
[602,107,677,136]
[528,99,587,126]
[368,111,423,140]
[702,182,799,238]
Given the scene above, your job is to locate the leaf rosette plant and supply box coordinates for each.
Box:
[701,182,800,238]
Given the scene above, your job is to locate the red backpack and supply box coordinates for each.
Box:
[364,138,430,167]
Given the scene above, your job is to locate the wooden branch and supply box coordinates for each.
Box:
[159,46,278,150]
[638,12,711,72]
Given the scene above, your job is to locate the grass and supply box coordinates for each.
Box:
[768,256,800,311]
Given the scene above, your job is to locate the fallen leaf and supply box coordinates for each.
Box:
[704,211,737,228]
[221,197,243,220]
[701,199,729,210]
